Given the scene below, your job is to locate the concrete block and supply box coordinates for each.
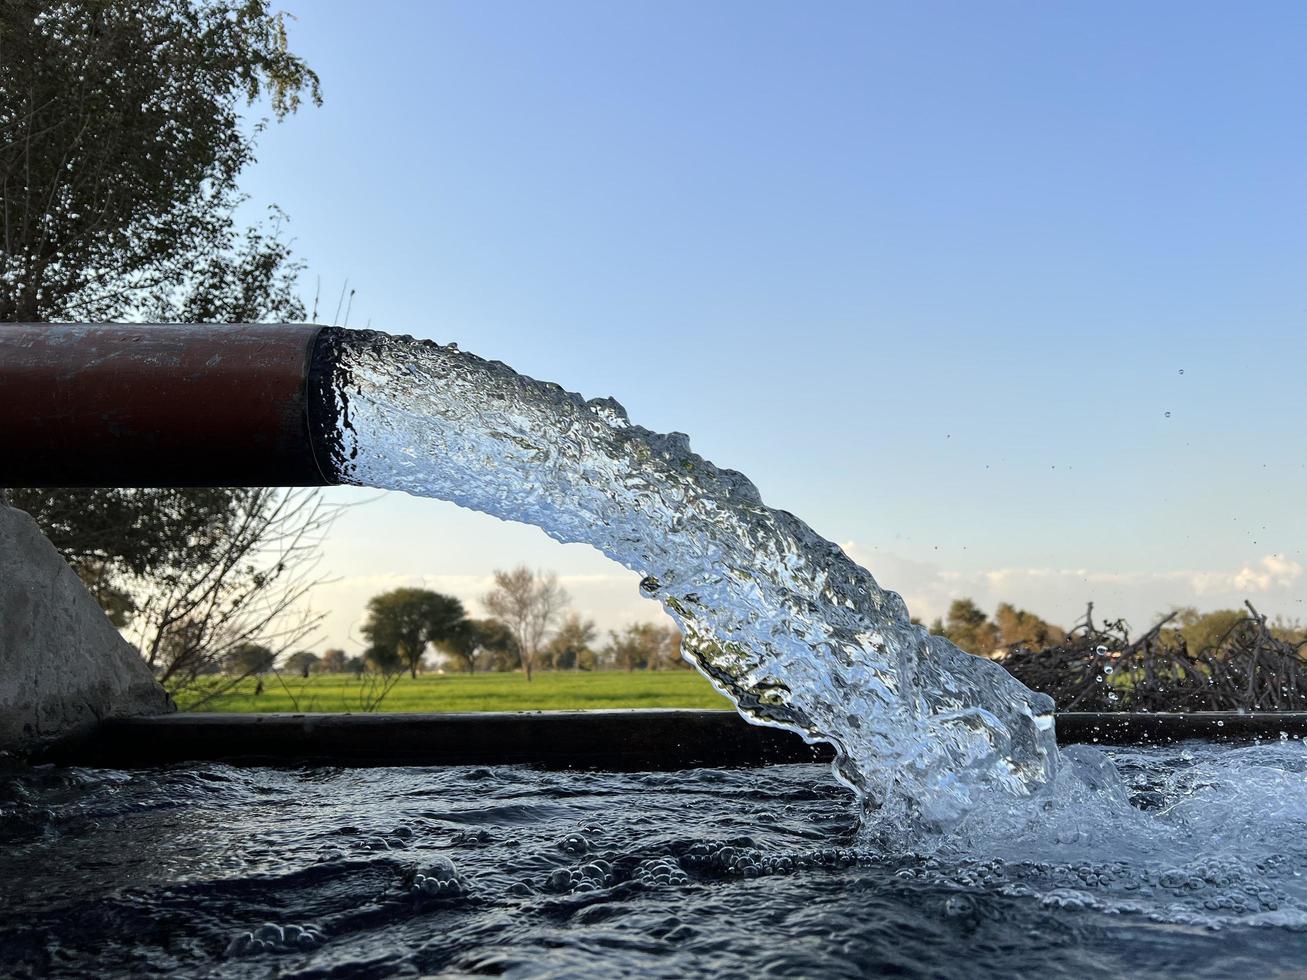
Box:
[0,499,173,750]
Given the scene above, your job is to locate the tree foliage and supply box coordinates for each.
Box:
[927,598,1065,657]
[994,601,1066,650]
[602,622,682,672]
[440,618,518,673]
[545,613,598,670]
[9,487,257,625]
[284,650,319,678]
[0,0,319,322]
[931,598,1000,657]
[1165,607,1248,657]
[223,641,274,677]
[361,588,467,679]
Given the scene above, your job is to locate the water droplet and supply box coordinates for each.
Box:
[1095,645,1107,656]
[1164,411,1172,418]
[1178,368,1184,375]
[1103,665,1113,675]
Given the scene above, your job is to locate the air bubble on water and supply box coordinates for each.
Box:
[412,856,471,899]
[559,833,590,854]
[225,922,324,957]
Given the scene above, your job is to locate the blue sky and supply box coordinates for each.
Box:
[239,2,1307,649]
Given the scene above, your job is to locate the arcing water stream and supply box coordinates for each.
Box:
[300,329,1307,932]
[314,328,1059,833]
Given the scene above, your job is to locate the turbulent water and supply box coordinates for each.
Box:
[3,745,1307,978]
[318,329,1058,831]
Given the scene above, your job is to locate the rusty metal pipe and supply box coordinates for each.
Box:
[0,323,341,488]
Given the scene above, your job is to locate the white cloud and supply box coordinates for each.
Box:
[1228,555,1303,594]
[840,541,1307,632]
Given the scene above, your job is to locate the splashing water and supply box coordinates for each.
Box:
[7,745,1307,977]
[314,329,1059,832]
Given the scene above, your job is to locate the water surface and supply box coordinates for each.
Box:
[3,741,1305,978]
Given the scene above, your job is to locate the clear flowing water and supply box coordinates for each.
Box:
[317,329,1059,832]
[3,744,1307,978]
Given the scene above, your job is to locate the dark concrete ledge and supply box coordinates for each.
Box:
[30,709,1307,771]
[36,709,829,770]
[1055,711,1307,746]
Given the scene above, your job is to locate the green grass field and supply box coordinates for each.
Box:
[174,670,733,713]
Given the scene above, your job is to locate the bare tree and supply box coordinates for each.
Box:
[998,600,1307,711]
[482,566,570,681]
[129,488,337,704]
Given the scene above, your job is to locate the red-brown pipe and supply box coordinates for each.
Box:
[0,323,335,488]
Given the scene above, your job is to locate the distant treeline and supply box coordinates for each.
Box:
[224,566,686,682]
[185,562,1307,714]
[922,596,1307,658]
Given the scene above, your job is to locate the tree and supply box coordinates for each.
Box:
[0,0,319,323]
[223,642,274,677]
[545,613,598,670]
[1167,607,1250,656]
[655,624,686,670]
[994,602,1066,651]
[360,588,467,679]
[8,488,256,625]
[154,619,218,680]
[0,1,324,682]
[939,598,1000,657]
[363,643,403,675]
[440,618,518,673]
[604,622,668,672]
[126,488,336,698]
[285,650,319,678]
[319,649,347,674]
[482,567,570,681]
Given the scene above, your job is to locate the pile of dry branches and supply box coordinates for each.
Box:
[997,602,1307,711]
